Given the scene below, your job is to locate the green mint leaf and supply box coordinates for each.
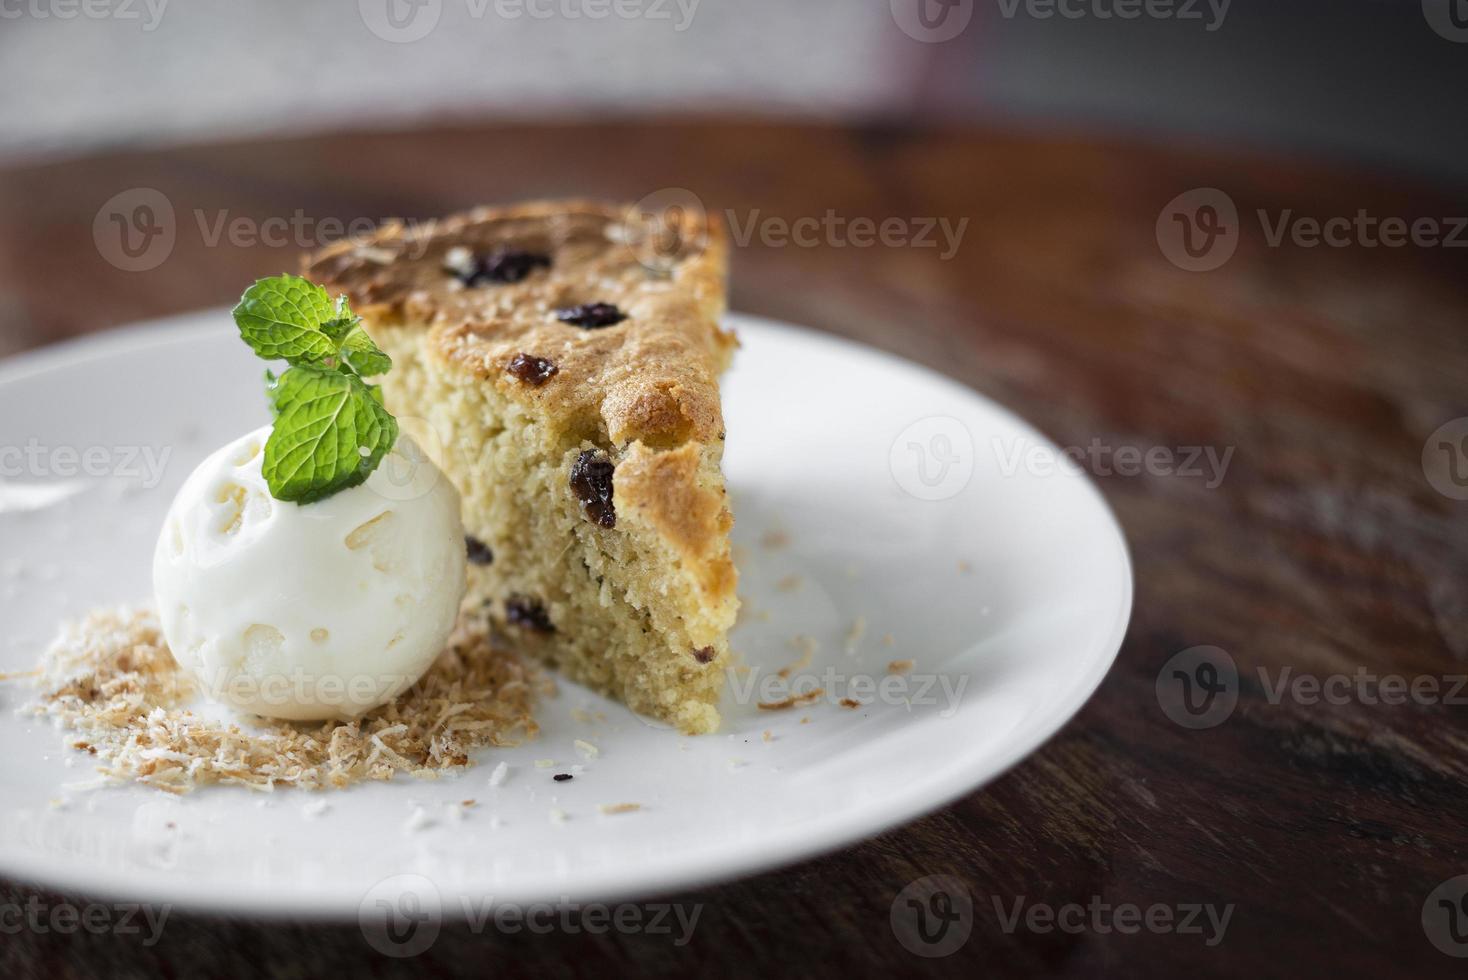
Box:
[261,365,398,504]
[335,322,393,378]
[232,275,339,365]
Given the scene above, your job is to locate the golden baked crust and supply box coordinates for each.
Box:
[306,200,735,447]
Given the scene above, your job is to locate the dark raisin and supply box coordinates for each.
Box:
[450,248,551,286]
[553,773,573,782]
[465,536,494,566]
[692,646,715,664]
[506,353,558,386]
[556,303,626,329]
[505,595,554,633]
[569,449,616,528]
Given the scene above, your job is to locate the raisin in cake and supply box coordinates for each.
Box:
[305,201,738,733]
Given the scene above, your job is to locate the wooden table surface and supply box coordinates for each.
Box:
[1,120,1466,978]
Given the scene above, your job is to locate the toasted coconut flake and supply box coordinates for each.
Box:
[597,802,642,815]
[29,606,545,794]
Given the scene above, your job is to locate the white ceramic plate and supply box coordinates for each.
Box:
[0,311,1130,918]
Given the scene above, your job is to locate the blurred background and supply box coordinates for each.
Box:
[2,0,1464,182]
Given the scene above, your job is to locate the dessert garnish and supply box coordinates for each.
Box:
[233,274,398,504]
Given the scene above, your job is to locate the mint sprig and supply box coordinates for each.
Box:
[232,275,398,504]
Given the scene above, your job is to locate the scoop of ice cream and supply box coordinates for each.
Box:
[153,424,466,721]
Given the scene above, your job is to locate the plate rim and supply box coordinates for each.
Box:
[0,309,1133,918]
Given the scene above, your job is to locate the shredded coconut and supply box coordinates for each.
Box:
[28,606,546,794]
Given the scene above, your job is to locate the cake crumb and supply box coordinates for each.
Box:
[800,716,811,725]
[488,761,510,787]
[775,574,803,593]
[574,738,599,760]
[888,659,915,675]
[758,688,824,711]
[840,698,862,709]
[957,560,972,574]
[882,633,895,647]
[548,807,568,825]
[534,759,556,768]
[762,729,774,742]
[844,617,867,656]
[760,529,790,550]
[597,802,643,815]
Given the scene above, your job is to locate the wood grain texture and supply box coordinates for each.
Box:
[1,120,1466,979]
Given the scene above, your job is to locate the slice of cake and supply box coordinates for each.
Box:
[305,201,738,733]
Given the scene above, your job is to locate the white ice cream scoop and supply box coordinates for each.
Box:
[153,425,467,721]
